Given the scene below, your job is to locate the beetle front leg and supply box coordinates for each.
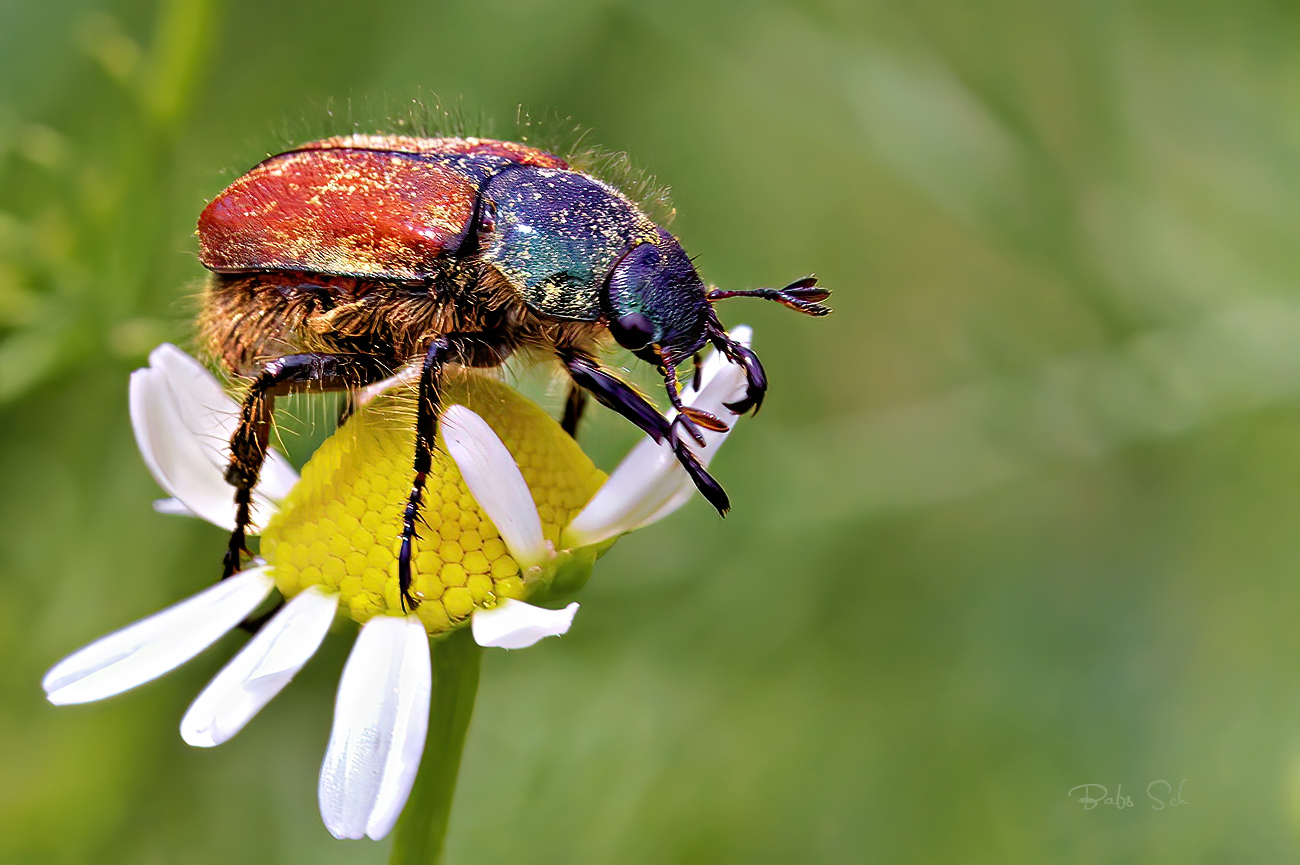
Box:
[562,352,730,516]
[667,434,730,516]
[706,330,768,416]
[225,353,390,580]
[562,353,672,441]
[562,352,670,442]
[655,349,729,447]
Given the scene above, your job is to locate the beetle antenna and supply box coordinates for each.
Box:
[706,275,831,316]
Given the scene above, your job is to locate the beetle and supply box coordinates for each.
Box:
[197,134,829,610]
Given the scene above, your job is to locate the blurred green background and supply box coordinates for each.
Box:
[4,0,1300,861]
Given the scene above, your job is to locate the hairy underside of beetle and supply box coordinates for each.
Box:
[199,263,608,380]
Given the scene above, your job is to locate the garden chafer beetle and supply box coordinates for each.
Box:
[197,134,830,609]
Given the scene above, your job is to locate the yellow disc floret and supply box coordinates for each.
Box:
[260,371,607,635]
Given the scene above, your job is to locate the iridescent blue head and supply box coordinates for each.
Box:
[602,229,710,364]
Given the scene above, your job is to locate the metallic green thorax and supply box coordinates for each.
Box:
[482,167,660,320]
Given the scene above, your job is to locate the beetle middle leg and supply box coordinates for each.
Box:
[225,353,391,580]
[561,351,729,515]
[398,333,505,612]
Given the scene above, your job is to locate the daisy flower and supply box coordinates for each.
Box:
[42,327,754,843]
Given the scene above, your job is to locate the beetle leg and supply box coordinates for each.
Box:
[722,341,768,415]
[562,352,672,442]
[561,352,730,516]
[655,353,705,448]
[398,337,451,612]
[669,435,730,516]
[337,390,359,427]
[398,333,499,612]
[560,383,588,439]
[703,326,768,416]
[655,349,728,447]
[225,353,391,580]
[683,353,734,436]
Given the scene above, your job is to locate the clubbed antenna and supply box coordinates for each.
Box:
[706,275,831,316]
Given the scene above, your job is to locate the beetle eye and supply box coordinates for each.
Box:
[610,312,656,351]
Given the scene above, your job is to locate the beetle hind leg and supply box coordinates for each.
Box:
[224,353,390,580]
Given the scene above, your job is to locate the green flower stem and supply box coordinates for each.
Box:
[390,627,483,865]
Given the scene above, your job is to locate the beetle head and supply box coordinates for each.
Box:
[602,227,832,426]
[602,231,710,365]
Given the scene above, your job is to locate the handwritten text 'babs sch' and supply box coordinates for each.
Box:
[1067,780,1189,811]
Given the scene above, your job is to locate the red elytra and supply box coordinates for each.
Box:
[197,136,569,282]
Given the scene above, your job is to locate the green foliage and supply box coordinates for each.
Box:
[4,0,1300,861]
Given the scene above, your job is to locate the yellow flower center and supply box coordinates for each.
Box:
[260,372,607,635]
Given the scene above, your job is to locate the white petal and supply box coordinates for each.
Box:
[153,343,300,508]
[319,615,431,841]
[152,497,197,517]
[43,568,276,705]
[356,362,421,407]
[563,327,753,547]
[131,363,237,530]
[442,405,548,568]
[564,438,683,548]
[256,450,300,505]
[180,587,338,748]
[631,482,698,531]
[472,599,579,650]
[130,344,297,532]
